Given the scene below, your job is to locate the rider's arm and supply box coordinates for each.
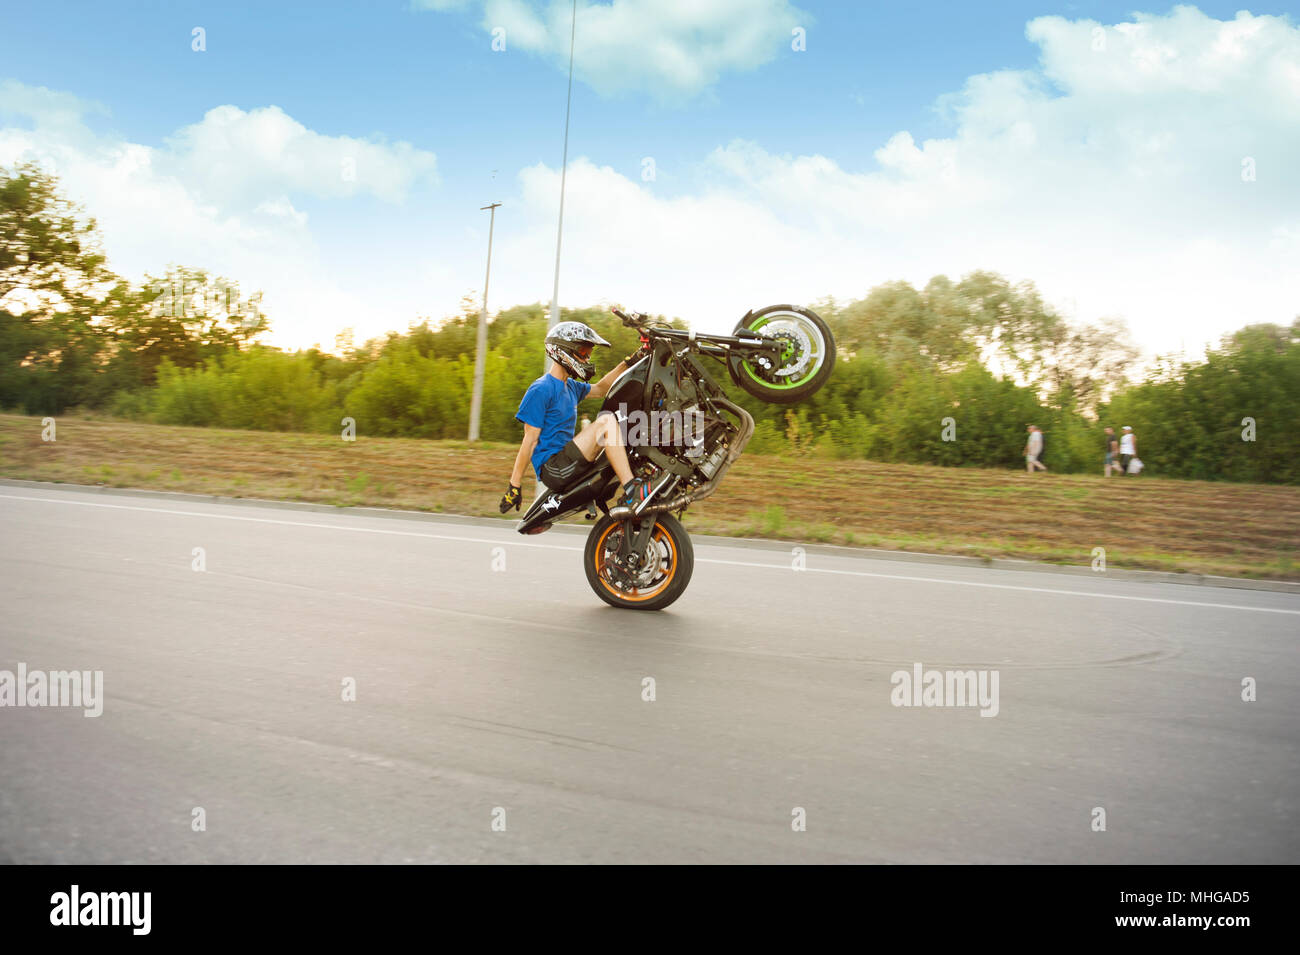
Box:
[511,424,541,486]
[588,360,628,401]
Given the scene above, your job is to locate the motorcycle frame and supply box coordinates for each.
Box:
[516,321,762,538]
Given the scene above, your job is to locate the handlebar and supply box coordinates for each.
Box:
[609,306,781,356]
[608,306,785,368]
[610,306,648,328]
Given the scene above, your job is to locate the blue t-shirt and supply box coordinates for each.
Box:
[516,374,592,476]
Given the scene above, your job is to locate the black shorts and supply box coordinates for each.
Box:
[539,439,589,491]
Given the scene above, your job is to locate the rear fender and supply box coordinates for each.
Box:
[516,460,619,534]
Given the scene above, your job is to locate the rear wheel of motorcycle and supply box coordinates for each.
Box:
[584,513,694,611]
[729,304,836,405]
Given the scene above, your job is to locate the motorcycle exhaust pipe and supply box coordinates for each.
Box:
[635,396,754,516]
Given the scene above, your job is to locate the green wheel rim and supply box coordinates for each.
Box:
[741,315,821,389]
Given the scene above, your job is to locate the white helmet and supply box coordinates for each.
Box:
[545,321,611,381]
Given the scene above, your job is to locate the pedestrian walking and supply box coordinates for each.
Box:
[1119,425,1140,475]
[1025,425,1047,473]
[1104,426,1120,476]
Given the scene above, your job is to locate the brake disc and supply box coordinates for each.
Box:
[630,538,663,587]
[604,529,662,589]
[758,321,813,378]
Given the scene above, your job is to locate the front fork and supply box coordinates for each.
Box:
[615,470,682,562]
[617,517,658,564]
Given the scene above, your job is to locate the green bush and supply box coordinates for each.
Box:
[152,349,341,432]
[746,418,786,456]
[106,388,155,421]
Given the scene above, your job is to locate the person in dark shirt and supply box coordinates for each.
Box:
[1103,426,1120,476]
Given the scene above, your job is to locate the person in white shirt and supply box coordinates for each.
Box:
[1024,425,1047,472]
[1119,425,1138,475]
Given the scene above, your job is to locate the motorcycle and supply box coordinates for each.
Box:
[517,304,836,611]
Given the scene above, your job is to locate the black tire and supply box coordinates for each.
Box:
[584,513,694,611]
[729,304,836,405]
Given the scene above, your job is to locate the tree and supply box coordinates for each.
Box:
[0,162,117,315]
[1037,316,1139,414]
[0,162,119,412]
[103,265,268,388]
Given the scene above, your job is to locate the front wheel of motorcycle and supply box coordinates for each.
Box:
[729,304,836,405]
[584,513,694,611]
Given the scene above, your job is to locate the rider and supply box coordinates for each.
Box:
[498,318,650,520]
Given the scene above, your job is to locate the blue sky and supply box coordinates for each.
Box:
[2,1,1297,355]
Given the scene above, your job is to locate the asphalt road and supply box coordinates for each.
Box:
[1,484,1297,864]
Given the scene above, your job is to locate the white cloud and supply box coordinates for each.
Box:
[487,7,1300,357]
[253,196,310,228]
[486,157,863,331]
[422,0,808,99]
[0,80,107,133]
[0,83,438,349]
[162,104,437,205]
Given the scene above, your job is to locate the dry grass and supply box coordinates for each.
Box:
[2,412,1297,580]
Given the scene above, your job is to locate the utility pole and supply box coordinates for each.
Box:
[468,201,500,442]
[546,0,579,362]
[535,0,578,500]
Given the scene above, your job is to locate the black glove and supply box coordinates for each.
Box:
[623,344,648,365]
[498,483,522,513]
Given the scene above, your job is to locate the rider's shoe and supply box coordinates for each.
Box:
[608,477,651,519]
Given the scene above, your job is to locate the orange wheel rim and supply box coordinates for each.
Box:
[594,522,677,602]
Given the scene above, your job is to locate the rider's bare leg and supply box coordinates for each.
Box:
[572,412,633,485]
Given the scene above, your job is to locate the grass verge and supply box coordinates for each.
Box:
[2,412,1298,580]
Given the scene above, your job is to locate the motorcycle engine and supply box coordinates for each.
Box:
[676,404,729,480]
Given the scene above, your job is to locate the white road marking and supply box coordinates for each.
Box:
[3,492,1298,616]
[0,493,575,549]
[695,556,1300,616]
